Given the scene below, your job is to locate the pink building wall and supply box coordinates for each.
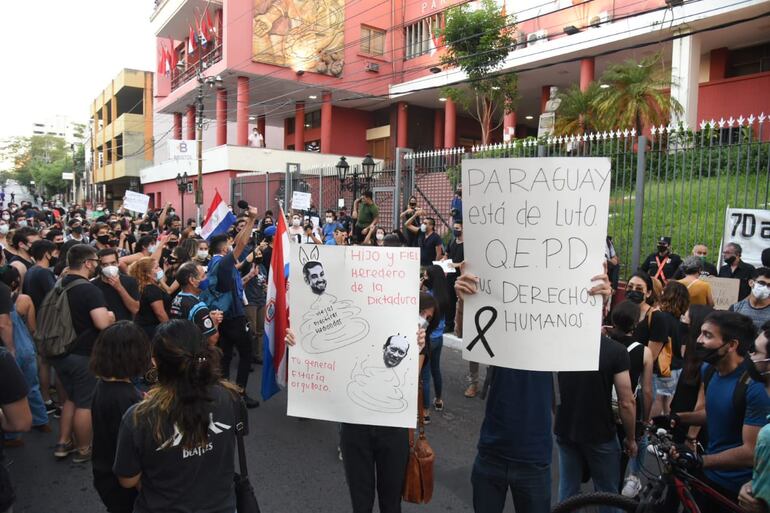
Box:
[143,171,238,215]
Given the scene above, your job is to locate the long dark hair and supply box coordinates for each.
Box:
[424,265,450,319]
[133,320,237,450]
[629,271,658,306]
[681,305,714,385]
[419,292,439,335]
[659,281,690,318]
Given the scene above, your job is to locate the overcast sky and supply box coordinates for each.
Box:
[0,1,155,140]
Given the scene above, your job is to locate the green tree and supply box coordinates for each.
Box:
[594,53,682,135]
[554,83,609,136]
[0,135,72,195]
[439,0,518,145]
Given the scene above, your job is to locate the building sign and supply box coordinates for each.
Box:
[169,139,196,160]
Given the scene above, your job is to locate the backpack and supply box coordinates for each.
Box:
[647,309,673,378]
[612,342,643,424]
[34,278,88,358]
[703,365,751,429]
[199,256,233,314]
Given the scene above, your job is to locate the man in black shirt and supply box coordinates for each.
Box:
[0,347,31,513]
[171,262,222,346]
[51,244,114,462]
[555,336,637,503]
[9,226,41,288]
[719,242,756,301]
[92,249,139,321]
[641,236,682,285]
[444,220,464,332]
[23,240,57,310]
[405,212,444,267]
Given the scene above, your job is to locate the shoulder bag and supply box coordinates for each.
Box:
[232,394,261,513]
[402,383,435,504]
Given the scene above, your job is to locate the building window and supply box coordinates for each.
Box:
[727,42,770,78]
[304,110,321,129]
[287,117,295,135]
[404,13,444,60]
[361,25,386,56]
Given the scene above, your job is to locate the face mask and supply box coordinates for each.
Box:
[148,244,157,254]
[197,250,209,260]
[155,269,165,282]
[97,234,110,245]
[292,219,301,226]
[101,265,119,279]
[418,316,429,330]
[325,217,333,223]
[699,256,707,265]
[657,245,667,253]
[72,226,83,235]
[18,220,28,228]
[167,241,178,249]
[753,283,770,301]
[420,224,427,233]
[198,277,210,291]
[453,229,462,238]
[254,257,263,265]
[0,225,7,235]
[168,210,175,216]
[1,215,9,221]
[376,232,385,241]
[626,290,645,304]
[725,256,737,265]
[694,342,728,365]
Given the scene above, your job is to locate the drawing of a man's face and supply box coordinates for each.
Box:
[303,262,327,295]
[383,335,409,368]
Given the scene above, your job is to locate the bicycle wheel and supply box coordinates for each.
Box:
[551,492,639,513]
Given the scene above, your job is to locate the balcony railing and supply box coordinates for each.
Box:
[171,44,223,91]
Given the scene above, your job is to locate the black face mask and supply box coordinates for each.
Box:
[725,256,737,265]
[694,342,728,365]
[97,234,110,245]
[72,227,83,235]
[254,257,263,264]
[167,241,178,249]
[657,245,668,253]
[626,290,645,304]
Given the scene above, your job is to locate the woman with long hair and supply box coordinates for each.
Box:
[128,257,170,338]
[113,320,243,513]
[420,264,451,423]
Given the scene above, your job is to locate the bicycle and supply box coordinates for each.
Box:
[551,424,749,512]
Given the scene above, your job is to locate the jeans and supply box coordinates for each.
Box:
[471,451,551,513]
[4,352,48,439]
[339,423,409,513]
[557,436,621,505]
[218,316,253,388]
[421,336,443,409]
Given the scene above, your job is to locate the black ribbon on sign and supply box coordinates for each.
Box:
[466,306,497,358]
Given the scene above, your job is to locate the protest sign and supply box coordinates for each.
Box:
[703,276,740,310]
[722,208,770,267]
[122,191,150,215]
[292,191,312,210]
[287,245,420,428]
[461,158,612,371]
[433,259,456,274]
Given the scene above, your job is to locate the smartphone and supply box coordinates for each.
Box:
[418,317,429,330]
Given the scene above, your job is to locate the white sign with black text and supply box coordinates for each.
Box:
[722,208,770,268]
[122,191,151,215]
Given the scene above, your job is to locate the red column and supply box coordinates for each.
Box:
[173,113,183,139]
[433,109,444,149]
[541,86,551,113]
[503,111,517,142]
[321,91,332,153]
[580,58,595,92]
[236,76,249,146]
[216,89,227,146]
[710,47,729,81]
[257,116,266,146]
[444,98,456,148]
[185,105,195,140]
[397,102,408,148]
[295,101,305,151]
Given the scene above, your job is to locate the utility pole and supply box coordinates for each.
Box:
[196,84,204,224]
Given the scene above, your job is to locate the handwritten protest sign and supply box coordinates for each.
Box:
[292,191,311,210]
[461,158,612,371]
[122,191,150,215]
[288,245,420,428]
[704,276,740,310]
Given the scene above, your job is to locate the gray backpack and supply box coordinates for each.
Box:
[34,278,88,358]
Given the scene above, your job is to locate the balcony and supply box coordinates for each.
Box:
[151,0,222,39]
[171,44,223,91]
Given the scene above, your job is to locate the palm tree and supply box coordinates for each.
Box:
[594,53,682,135]
[554,83,608,135]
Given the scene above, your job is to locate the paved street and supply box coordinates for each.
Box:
[7,345,564,512]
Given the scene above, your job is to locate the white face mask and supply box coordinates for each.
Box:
[376,232,385,241]
[197,249,209,260]
[101,265,119,279]
[155,269,165,282]
[148,244,157,254]
[292,218,301,226]
[325,217,333,223]
[420,224,427,233]
[753,282,770,301]
[0,224,8,235]
[1,215,9,221]
[18,220,28,228]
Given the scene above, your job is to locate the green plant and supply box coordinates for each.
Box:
[554,83,610,135]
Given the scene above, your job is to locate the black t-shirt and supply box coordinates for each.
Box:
[0,347,28,463]
[92,275,140,322]
[447,240,464,268]
[555,336,630,443]
[64,275,109,357]
[9,254,34,270]
[23,265,56,310]
[113,385,240,513]
[641,252,683,281]
[0,282,12,318]
[418,232,442,267]
[135,284,170,328]
[170,293,217,338]
[634,309,683,374]
[610,333,644,391]
[92,380,142,477]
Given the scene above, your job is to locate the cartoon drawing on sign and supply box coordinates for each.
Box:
[346,334,410,413]
[298,246,370,353]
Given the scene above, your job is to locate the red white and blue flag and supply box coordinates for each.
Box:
[200,190,236,240]
[261,207,290,400]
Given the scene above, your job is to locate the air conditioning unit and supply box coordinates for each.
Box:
[364,61,380,73]
[527,30,548,46]
[515,31,527,49]
[589,11,611,28]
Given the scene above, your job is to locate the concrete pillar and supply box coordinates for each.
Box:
[185,105,195,140]
[236,76,249,146]
[321,92,332,153]
[397,102,408,148]
[670,32,701,129]
[216,89,227,146]
[503,111,517,142]
[257,115,266,146]
[580,57,595,92]
[433,109,444,149]
[444,98,456,148]
[295,101,305,151]
[173,112,183,139]
[709,47,729,81]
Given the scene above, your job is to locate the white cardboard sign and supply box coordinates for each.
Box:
[461,158,612,371]
[703,276,740,310]
[287,245,421,428]
[722,208,770,268]
[122,190,151,215]
[292,191,312,211]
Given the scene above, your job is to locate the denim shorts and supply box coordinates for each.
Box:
[653,368,681,398]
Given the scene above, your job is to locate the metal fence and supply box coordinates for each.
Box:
[231,115,770,277]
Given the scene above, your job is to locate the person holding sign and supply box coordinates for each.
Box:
[719,243,756,301]
[729,268,770,332]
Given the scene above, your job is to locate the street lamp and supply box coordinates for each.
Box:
[337,154,377,205]
[176,172,189,223]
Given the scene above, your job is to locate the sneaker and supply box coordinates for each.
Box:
[464,383,478,398]
[621,475,642,498]
[53,441,75,459]
[45,400,61,418]
[433,399,444,412]
[241,394,260,409]
[73,447,92,464]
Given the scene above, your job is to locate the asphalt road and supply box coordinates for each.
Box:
[7,345,567,513]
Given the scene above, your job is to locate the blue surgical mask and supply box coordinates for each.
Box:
[155,269,165,282]
[148,244,157,254]
[198,278,210,291]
